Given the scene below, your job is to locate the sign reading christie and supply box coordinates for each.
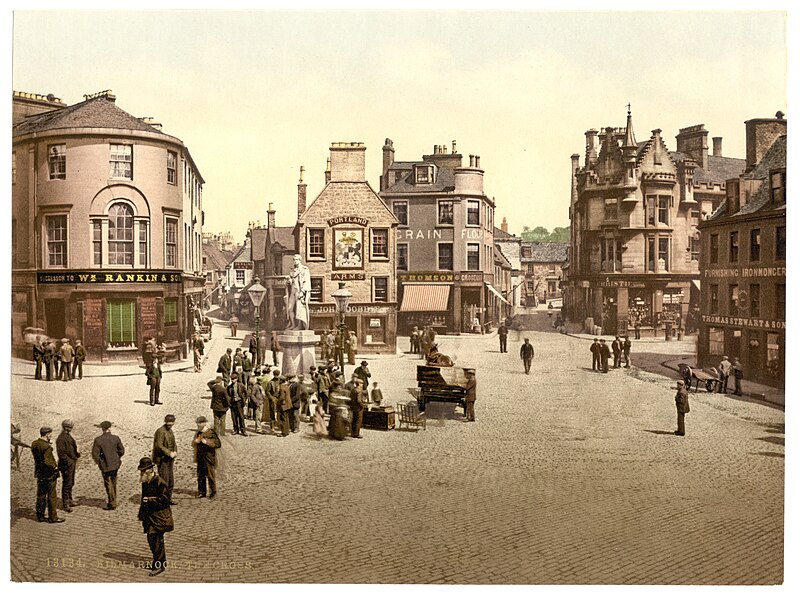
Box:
[37,271,183,284]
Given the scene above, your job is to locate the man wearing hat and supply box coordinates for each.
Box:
[718,355,732,394]
[520,338,535,375]
[622,336,632,368]
[217,348,233,385]
[91,421,125,510]
[152,415,178,504]
[599,339,611,373]
[611,335,623,369]
[59,338,74,381]
[193,416,221,498]
[674,379,690,436]
[31,426,65,523]
[289,374,307,433]
[277,376,293,437]
[226,372,248,436]
[137,457,174,576]
[464,369,477,422]
[315,365,331,415]
[264,369,282,432]
[72,339,86,380]
[146,357,163,406]
[248,376,266,434]
[349,378,366,439]
[590,338,601,371]
[353,360,371,388]
[207,376,230,436]
[56,420,80,512]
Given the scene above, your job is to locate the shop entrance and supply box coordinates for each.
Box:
[44,298,66,340]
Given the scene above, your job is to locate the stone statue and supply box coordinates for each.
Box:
[286,254,311,330]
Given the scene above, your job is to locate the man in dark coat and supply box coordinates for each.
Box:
[137,457,174,576]
[91,421,125,510]
[192,333,205,373]
[520,338,535,374]
[55,419,80,512]
[599,339,611,373]
[146,357,163,406]
[31,426,64,523]
[152,415,178,504]
[611,336,623,369]
[44,340,57,381]
[264,369,282,431]
[217,348,233,385]
[277,376,293,437]
[590,338,601,371]
[33,338,45,380]
[464,369,477,422]
[732,357,744,396]
[193,416,221,498]
[289,375,307,433]
[59,338,74,381]
[271,333,280,367]
[674,380,690,436]
[622,336,632,368]
[226,373,248,436]
[72,339,86,379]
[349,378,366,438]
[248,333,258,367]
[498,323,508,353]
[353,360,371,388]
[208,376,230,436]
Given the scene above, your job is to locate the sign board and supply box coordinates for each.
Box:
[38,271,182,284]
[82,298,104,348]
[331,272,366,281]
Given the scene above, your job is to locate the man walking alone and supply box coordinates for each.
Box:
[520,338,535,375]
[152,415,178,504]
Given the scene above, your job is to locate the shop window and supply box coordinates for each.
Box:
[708,327,724,356]
[467,243,480,270]
[107,299,136,346]
[467,200,480,226]
[49,144,66,180]
[165,218,178,267]
[776,283,785,320]
[776,226,786,260]
[438,243,453,270]
[749,283,760,317]
[167,151,177,185]
[46,215,68,267]
[308,228,325,259]
[729,231,739,262]
[371,229,389,260]
[750,228,761,262]
[729,284,739,316]
[397,244,408,271]
[373,277,388,302]
[709,233,719,264]
[365,317,386,344]
[110,144,133,179]
[164,298,178,325]
[438,201,454,225]
[710,284,719,314]
[310,277,323,303]
[393,201,408,226]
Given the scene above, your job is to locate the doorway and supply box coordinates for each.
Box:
[44,298,66,339]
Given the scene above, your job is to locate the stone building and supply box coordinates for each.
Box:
[379,139,505,334]
[11,90,205,361]
[562,109,745,336]
[295,142,398,354]
[520,242,568,307]
[493,218,524,311]
[201,238,235,306]
[696,113,786,386]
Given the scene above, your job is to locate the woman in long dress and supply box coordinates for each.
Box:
[312,402,326,439]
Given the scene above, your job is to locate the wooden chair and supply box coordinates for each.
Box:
[396,401,426,431]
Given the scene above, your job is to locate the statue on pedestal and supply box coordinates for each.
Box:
[286,254,311,331]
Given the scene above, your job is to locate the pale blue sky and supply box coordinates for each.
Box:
[11,9,788,239]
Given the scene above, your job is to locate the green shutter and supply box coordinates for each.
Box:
[164,299,177,325]
[107,299,136,344]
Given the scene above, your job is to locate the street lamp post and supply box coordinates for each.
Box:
[247,277,267,367]
[331,282,352,373]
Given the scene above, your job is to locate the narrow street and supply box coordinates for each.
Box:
[9,322,784,584]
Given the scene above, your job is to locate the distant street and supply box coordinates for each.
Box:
[10,319,784,584]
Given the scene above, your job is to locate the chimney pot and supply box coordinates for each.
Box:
[452,140,457,153]
[469,154,475,167]
[712,137,723,157]
[475,156,481,169]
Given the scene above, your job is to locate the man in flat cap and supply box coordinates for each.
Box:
[207,375,230,436]
[31,426,64,523]
[72,339,86,380]
[277,376,293,437]
[91,421,125,510]
[520,338,535,375]
[674,380,690,436]
[217,347,233,385]
[152,415,178,504]
[226,372,248,436]
[193,416,221,498]
[59,338,74,381]
[56,419,80,512]
[137,457,174,576]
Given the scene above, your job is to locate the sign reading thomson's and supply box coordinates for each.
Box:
[37,270,183,284]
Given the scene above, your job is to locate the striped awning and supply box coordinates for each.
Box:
[399,285,451,312]
[485,283,510,305]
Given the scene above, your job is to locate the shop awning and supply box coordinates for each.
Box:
[485,283,510,305]
[399,284,451,312]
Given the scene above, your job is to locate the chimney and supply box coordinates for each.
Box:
[475,155,481,169]
[712,137,723,157]
[585,129,599,168]
[469,154,475,167]
[501,217,508,233]
[329,142,366,182]
[297,166,307,219]
[325,157,331,185]
[381,138,395,191]
[571,153,580,206]
[675,124,708,170]
[745,112,787,171]
[267,202,276,230]
[452,140,457,153]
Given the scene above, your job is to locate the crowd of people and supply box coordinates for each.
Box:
[32,337,86,381]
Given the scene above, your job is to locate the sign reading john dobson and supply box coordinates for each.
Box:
[37,271,183,284]
[327,216,369,227]
[310,304,393,315]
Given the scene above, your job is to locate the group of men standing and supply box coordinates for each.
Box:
[33,337,86,381]
[590,335,632,373]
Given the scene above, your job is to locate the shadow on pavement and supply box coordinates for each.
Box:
[77,496,110,509]
[764,424,785,434]
[756,436,784,447]
[10,500,38,527]
[644,429,676,435]
[753,452,784,458]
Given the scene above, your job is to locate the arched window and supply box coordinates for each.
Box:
[108,203,134,265]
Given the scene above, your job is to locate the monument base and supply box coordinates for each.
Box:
[278,330,320,378]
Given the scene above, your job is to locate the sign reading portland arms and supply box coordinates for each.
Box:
[327,216,369,227]
[37,270,183,284]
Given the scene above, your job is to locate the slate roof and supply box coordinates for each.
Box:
[494,226,515,239]
[271,227,296,252]
[13,93,163,137]
[494,246,513,269]
[668,151,746,185]
[520,242,568,263]
[203,241,232,271]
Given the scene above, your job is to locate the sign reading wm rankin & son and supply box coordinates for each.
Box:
[37,271,183,284]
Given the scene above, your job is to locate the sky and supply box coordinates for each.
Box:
[9,8,788,242]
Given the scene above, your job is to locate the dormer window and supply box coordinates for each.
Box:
[770,169,786,205]
[726,179,740,214]
[414,164,435,184]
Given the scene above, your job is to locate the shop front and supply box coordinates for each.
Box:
[309,303,397,356]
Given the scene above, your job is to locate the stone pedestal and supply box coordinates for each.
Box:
[278,330,320,378]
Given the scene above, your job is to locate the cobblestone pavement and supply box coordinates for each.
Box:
[9,323,785,584]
